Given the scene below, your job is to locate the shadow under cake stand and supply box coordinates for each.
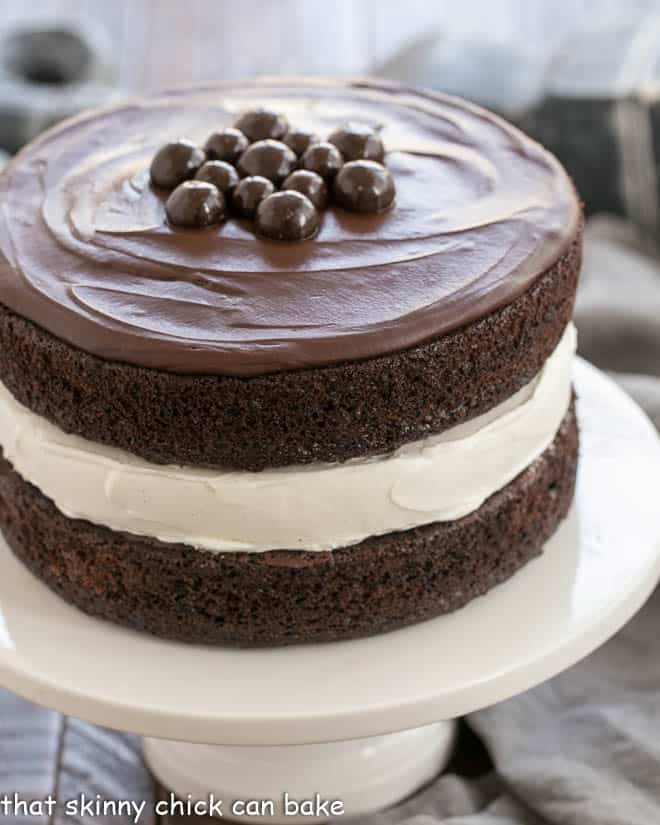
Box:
[0,359,659,822]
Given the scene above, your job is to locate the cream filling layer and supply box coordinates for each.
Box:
[0,324,576,553]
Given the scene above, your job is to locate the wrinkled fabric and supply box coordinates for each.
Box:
[361,217,660,823]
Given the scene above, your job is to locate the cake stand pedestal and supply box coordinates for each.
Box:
[1,360,659,822]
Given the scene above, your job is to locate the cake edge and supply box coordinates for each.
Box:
[0,400,578,647]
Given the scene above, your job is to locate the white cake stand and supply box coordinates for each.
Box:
[0,359,659,822]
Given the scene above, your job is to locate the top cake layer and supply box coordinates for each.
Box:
[0,79,579,377]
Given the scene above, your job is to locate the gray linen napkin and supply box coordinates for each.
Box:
[361,215,660,824]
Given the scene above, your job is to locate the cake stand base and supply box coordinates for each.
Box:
[1,361,660,822]
[144,722,456,822]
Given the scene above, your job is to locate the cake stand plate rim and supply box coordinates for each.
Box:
[0,358,659,746]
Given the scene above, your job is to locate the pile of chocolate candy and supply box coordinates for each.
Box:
[149,108,395,241]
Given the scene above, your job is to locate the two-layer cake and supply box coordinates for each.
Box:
[0,80,581,646]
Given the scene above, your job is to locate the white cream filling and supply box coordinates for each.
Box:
[0,324,576,553]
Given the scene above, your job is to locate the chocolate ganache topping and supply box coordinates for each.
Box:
[0,79,579,376]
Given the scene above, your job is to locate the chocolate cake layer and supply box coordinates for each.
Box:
[0,227,580,471]
[0,79,580,376]
[0,403,578,647]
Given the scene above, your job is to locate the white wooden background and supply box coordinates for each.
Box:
[0,0,657,93]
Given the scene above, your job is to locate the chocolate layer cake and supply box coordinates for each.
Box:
[0,79,582,646]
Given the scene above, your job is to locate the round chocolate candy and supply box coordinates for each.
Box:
[233,175,275,218]
[282,128,319,157]
[255,190,320,241]
[328,122,385,162]
[333,160,395,213]
[301,141,343,179]
[165,181,225,228]
[282,169,328,210]
[204,127,249,163]
[195,160,240,195]
[150,139,205,189]
[234,108,289,143]
[236,139,297,184]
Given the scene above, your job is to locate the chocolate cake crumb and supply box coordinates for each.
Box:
[0,227,581,472]
[0,403,578,647]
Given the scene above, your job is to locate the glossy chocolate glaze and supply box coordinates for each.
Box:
[0,79,580,376]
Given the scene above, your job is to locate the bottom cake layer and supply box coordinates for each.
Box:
[0,404,578,647]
